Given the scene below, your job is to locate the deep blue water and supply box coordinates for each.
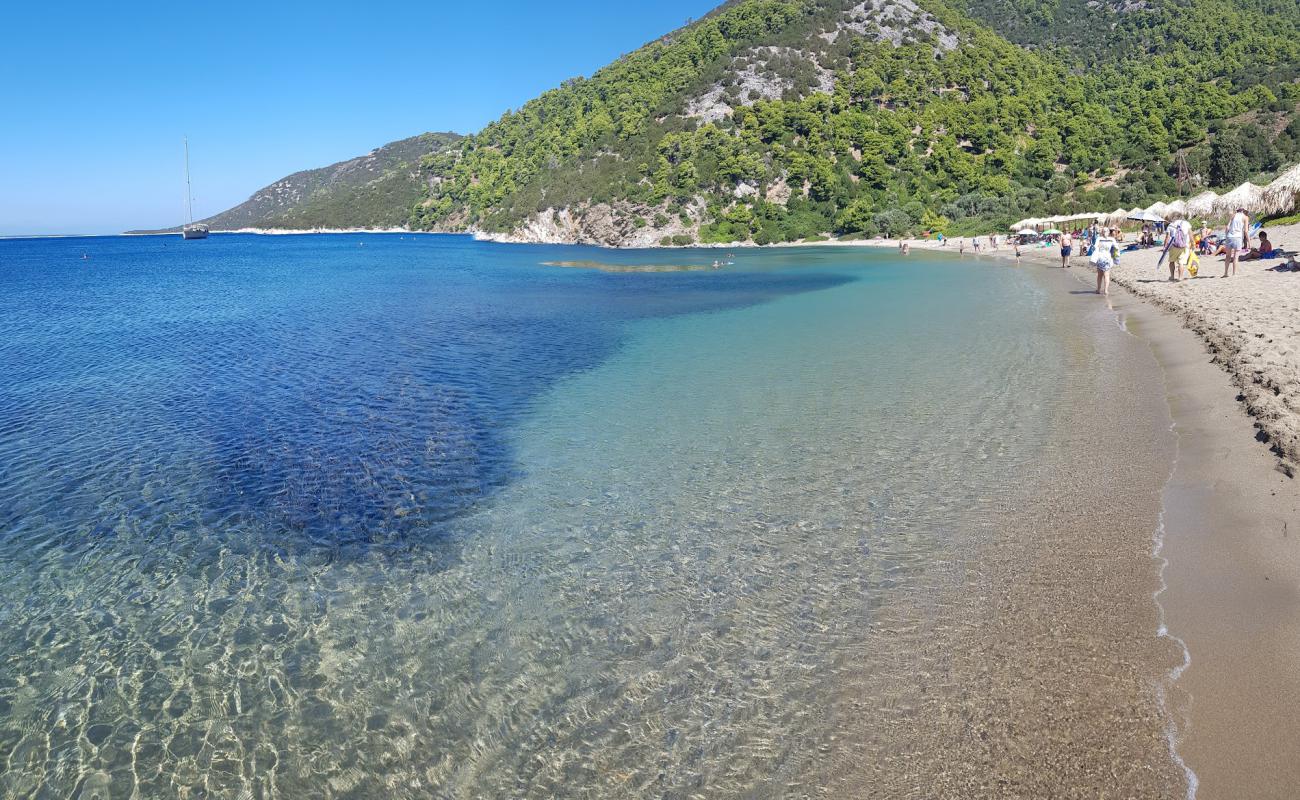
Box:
[0,234,845,557]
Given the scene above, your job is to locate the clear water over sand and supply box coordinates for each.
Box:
[0,235,1183,797]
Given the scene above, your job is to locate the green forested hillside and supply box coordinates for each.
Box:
[409,0,1300,244]
[171,132,462,232]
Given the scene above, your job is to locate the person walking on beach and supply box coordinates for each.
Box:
[959,238,966,255]
[1164,212,1192,281]
[1060,231,1073,268]
[1090,229,1117,295]
[1224,207,1249,277]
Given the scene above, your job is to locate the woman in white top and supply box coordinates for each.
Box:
[1224,207,1250,277]
[1090,230,1118,295]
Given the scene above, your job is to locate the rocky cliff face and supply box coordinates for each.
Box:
[474,200,710,248]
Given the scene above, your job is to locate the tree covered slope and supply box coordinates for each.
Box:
[180,132,462,232]
[409,0,1300,245]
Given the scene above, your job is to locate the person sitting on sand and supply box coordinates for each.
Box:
[1242,231,1280,260]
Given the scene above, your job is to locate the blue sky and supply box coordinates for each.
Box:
[1,1,719,236]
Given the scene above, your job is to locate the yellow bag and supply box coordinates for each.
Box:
[1185,250,1199,277]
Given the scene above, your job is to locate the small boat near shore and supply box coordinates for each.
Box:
[180,137,208,240]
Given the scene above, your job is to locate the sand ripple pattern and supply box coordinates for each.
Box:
[0,238,1180,797]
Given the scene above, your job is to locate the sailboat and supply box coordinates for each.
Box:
[181,137,209,240]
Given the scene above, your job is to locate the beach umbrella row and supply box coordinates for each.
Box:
[1006,158,1300,233]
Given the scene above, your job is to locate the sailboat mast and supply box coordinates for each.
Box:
[184,137,194,225]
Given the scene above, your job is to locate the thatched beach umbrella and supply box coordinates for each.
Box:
[1144,201,1171,219]
[1185,190,1218,219]
[1213,182,1266,217]
[1262,164,1300,216]
[1104,207,1129,226]
[1165,199,1187,217]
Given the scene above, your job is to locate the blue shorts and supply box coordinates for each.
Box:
[1061,246,1072,257]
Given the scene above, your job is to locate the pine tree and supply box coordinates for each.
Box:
[1209,135,1247,187]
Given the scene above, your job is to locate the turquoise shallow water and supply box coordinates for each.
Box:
[0,235,1064,797]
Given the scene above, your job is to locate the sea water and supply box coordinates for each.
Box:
[0,234,1079,797]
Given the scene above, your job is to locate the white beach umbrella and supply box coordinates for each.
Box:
[1262,164,1300,216]
[1185,191,1218,218]
[1016,228,1037,236]
[1212,182,1266,217]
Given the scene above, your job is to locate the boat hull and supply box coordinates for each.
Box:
[182,225,209,240]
